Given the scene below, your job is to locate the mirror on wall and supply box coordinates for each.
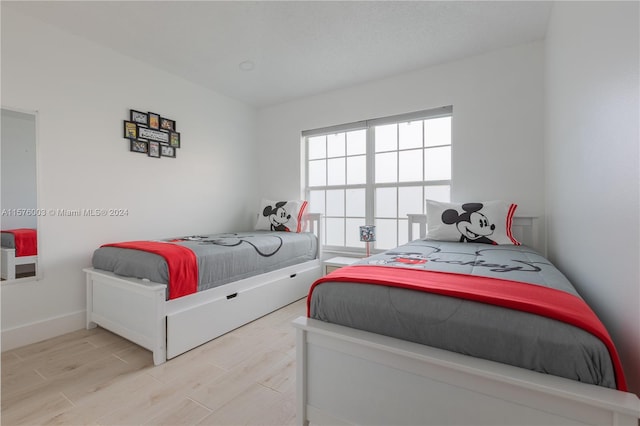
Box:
[1,107,39,282]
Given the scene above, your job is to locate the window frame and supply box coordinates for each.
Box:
[303,105,452,254]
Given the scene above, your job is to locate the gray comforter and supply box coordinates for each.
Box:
[92,231,317,297]
[1,233,16,248]
[309,240,617,388]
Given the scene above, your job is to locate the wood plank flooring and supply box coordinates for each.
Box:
[1,298,305,425]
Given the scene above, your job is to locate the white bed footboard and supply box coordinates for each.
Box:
[1,248,38,281]
[294,317,640,426]
[85,268,167,364]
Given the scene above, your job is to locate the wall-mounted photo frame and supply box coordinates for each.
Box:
[130,139,149,154]
[161,145,176,158]
[124,109,181,159]
[148,112,160,129]
[169,131,180,148]
[123,121,137,139]
[148,141,161,158]
[130,110,148,126]
[160,118,175,131]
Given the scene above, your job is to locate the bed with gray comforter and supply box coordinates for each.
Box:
[309,239,618,388]
[93,231,317,298]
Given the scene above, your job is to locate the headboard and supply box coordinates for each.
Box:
[302,212,321,235]
[407,214,541,253]
[303,213,322,258]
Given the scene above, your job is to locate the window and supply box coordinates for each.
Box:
[303,106,452,253]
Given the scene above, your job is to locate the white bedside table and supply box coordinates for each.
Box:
[323,256,360,275]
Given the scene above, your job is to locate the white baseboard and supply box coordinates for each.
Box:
[1,310,85,352]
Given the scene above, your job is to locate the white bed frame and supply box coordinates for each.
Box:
[84,213,322,365]
[1,247,38,280]
[293,215,640,426]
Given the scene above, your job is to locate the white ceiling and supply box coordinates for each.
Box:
[5,1,553,108]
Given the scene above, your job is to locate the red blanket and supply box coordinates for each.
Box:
[308,265,628,391]
[102,241,198,300]
[1,228,37,256]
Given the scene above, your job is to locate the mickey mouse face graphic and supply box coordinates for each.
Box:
[462,211,495,239]
[263,201,292,232]
[441,203,497,245]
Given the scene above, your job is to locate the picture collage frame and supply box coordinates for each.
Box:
[123,109,181,159]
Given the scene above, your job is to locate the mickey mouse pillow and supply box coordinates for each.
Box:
[255,199,308,233]
[426,199,520,245]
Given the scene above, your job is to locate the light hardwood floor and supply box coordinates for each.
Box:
[1,298,306,425]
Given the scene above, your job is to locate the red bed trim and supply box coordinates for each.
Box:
[296,201,308,233]
[307,265,627,391]
[101,241,198,300]
[506,203,520,245]
[1,228,37,256]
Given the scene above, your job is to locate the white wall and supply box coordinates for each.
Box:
[545,2,639,394]
[257,41,545,238]
[1,109,37,229]
[0,8,258,349]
